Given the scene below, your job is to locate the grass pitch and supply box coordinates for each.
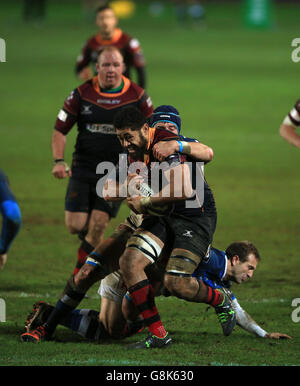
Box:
[0,1,300,367]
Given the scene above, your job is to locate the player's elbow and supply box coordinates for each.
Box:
[279,124,288,139]
[206,147,214,162]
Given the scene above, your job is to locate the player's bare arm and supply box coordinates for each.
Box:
[126,163,193,215]
[152,140,214,163]
[51,130,71,179]
[103,173,143,201]
[279,123,300,149]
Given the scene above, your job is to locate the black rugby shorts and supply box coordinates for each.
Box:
[65,176,122,218]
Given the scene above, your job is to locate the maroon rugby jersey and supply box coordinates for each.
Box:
[55,75,153,179]
[75,28,146,87]
[129,128,217,218]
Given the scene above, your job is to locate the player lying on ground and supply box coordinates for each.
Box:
[24,241,291,342]
[20,105,227,344]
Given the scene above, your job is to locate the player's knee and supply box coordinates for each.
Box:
[164,274,188,299]
[65,212,88,235]
[87,222,108,245]
[65,221,85,235]
[119,250,144,277]
[74,263,95,286]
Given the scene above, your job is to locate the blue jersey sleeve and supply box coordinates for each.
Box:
[0,170,21,254]
[179,135,199,143]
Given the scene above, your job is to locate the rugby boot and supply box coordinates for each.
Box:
[25,301,54,332]
[215,289,236,336]
[20,325,50,343]
[126,332,172,349]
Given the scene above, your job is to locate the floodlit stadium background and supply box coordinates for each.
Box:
[0,0,300,366]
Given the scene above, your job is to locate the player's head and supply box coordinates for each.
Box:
[149,105,181,135]
[95,5,117,36]
[114,106,149,159]
[96,46,125,89]
[225,240,261,284]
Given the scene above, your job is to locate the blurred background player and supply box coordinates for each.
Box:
[279,99,300,149]
[75,4,147,88]
[0,169,22,270]
[51,46,153,276]
[172,0,205,28]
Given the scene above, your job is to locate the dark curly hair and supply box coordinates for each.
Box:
[225,240,261,263]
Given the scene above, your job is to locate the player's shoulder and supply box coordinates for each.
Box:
[77,78,94,95]
[88,34,101,45]
[120,30,141,50]
[119,29,131,41]
[209,247,226,260]
[127,78,145,97]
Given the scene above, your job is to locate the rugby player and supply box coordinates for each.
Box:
[75,5,146,88]
[106,106,234,348]
[279,99,300,148]
[20,105,216,343]
[0,169,22,270]
[52,46,153,276]
[23,241,291,341]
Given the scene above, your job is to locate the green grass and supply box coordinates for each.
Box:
[1,0,300,366]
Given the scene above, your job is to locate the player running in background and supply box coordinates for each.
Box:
[75,5,146,88]
[52,46,153,276]
[0,169,22,270]
[23,241,291,342]
[279,99,300,148]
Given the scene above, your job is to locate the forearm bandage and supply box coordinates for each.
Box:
[126,232,162,263]
[140,197,171,217]
[232,298,267,338]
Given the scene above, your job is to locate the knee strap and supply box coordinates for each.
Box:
[126,233,162,264]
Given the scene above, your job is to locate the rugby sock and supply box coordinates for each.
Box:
[193,280,224,307]
[128,279,167,338]
[73,239,94,275]
[60,309,109,341]
[43,276,86,336]
[123,316,145,337]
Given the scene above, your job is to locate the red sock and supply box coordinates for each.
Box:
[129,279,167,338]
[73,240,94,276]
[205,285,224,307]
